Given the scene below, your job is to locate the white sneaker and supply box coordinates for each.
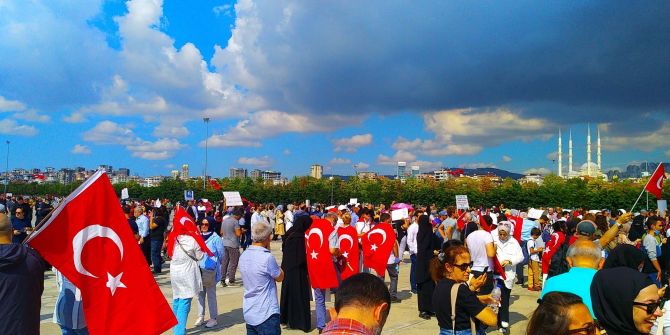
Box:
[225,278,231,286]
[194,316,205,327]
[205,319,218,328]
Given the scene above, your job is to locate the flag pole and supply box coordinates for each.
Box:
[631,163,664,213]
[630,189,646,213]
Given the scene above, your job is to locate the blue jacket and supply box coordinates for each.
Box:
[199,232,225,282]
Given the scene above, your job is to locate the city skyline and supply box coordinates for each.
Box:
[1,2,669,178]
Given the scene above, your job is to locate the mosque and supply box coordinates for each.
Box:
[556,124,606,179]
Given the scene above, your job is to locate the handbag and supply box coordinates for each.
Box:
[451,283,477,335]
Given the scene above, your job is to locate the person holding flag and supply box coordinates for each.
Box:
[306,214,340,332]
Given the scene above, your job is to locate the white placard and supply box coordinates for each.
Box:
[184,190,194,201]
[349,198,358,205]
[306,199,310,207]
[455,195,469,209]
[154,198,161,208]
[223,191,243,206]
[5,192,11,197]
[391,208,409,221]
[659,200,667,217]
[121,188,129,200]
[528,208,545,220]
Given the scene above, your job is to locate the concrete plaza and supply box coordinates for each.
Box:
[39,241,541,334]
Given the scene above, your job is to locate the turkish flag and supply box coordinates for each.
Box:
[209,178,221,190]
[508,216,523,244]
[305,218,339,289]
[167,207,213,258]
[336,226,360,280]
[26,171,176,335]
[361,222,396,276]
[645,164,666,199]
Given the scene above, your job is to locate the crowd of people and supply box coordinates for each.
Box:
[3,194,670,334]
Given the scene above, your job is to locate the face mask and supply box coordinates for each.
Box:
[655,230,661,235]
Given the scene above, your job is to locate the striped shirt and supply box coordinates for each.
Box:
[321,318,373,335]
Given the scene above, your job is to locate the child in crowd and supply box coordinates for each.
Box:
[526,228,543,291]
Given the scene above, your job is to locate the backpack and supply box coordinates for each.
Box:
[547,241,569,278]
[541,227,552,243]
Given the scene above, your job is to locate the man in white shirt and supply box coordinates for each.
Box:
[251,205,268,226]
[284,204,294,232]
[406,217,419,293]
[465,223,496,295]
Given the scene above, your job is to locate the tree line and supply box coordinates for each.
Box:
[6,175,665,211]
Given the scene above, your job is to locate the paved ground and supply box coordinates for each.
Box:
[39,241,541,334]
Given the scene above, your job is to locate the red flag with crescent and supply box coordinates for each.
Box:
[167,207,213,258]
[336,226,360,280]
[26,171,176,335]
[508,215,523,244]
[305,218,338,289]
[361,222,396,276]
[208,178,221,190]
[645,164,666,200]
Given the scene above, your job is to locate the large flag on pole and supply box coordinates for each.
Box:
[26,171,176,335]
[645,164,666,200]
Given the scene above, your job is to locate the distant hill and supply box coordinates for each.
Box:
[455,167,525,180]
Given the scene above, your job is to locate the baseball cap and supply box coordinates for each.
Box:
[439,210,448,216]
[338,205,348,211]
[577,220,596,236]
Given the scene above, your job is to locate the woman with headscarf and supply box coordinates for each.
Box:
[416,213,437,319]
[604,244,646,270]
[591,267,663,335]
[169,226,206,335]
[494,224,524,334]
[279,215,312,332]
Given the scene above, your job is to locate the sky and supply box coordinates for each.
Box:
[1,1,669,178]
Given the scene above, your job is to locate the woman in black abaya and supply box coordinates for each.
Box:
[280,215,312,332]
[416,213,438,319]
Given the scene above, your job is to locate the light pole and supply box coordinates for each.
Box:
[329,176,334,205]
[3,140,8,195]
[203,117,210,190]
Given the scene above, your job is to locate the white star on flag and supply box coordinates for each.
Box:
[371,244,378,251]
[311,250,318,259]
[342,251,349,258]
[106,272,126,296]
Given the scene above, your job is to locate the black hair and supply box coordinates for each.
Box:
[646,216,661,230]
[430,244,469,281]
[380,212,391,222]
[526,292,585,335]
[334,273,391,323]
[530,227,541,237]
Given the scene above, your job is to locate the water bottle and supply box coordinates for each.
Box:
[489,283,502,314]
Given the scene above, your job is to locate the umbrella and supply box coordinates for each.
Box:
[390,203,414,211]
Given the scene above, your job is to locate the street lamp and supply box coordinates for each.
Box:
[203,117,210,190]
[3,140,8,195]
[329,176,334,205]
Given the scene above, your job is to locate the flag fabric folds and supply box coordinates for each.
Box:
[208,178,221,191]
[645,164,666,200]
[336,226,360,280]
[305,218,339,289]
[26,171,176,335]
[168,207,213,258]
[361,222,396,276]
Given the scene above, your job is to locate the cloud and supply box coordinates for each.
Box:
[204,110,357,147]
[82,120,184,160]
[459,163,497,169]
[0,96,26,112]
[0,119,38,136]
[409,160,443,172]
[546,151,558,160]
[63,112,87,123]
[213,4,233,17]
[377,151,417,165]
[238,156,273,168]
[354,162,370,170]
[13,110,50,123]
[71,144,91,154]
[329,158,352,165]
[283,149,291,155]
[524,168,552,175]
[502,155,512,162]
[333,133,372,152]
[603,122,670,152]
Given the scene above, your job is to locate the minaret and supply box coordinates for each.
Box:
[568,129,573,176]
[587,123,592,176]
[597,126,602,171]
[558,129,563,177]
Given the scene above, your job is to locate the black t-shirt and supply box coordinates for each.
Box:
[150,216,167,240]
[433,278,486,331]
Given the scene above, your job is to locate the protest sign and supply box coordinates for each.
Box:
[455,195,469,209]
[223,191,243,206]
[391,208,409,221]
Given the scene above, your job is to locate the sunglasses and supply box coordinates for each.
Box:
[633,299,665,315]
[15,211,23,214]
[201,223,209,226]
[451,261,474,271]
[567,321,599,334]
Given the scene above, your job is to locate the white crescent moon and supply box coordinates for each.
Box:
[305,228,324,249]
[338,234,354,249]
[179,216,194,226]
[73,225,124,278]
[368,228,387,245]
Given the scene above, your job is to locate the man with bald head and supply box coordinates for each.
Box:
[541,238,604,317]
[0,213,46,334]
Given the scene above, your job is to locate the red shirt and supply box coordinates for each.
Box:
[321,318,374,335]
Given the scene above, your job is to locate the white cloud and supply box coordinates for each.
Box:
[408,160,443,172]
[83,121,137,145]
[238,156,274,168]
[377,150,417,165]
[604,122,670,152]
[333,133,372,152]
[354,162,370,170]
[13,109,50,123]
[213,4,233,16]
[329,158,352,165]
[502,155,512,162]
[524,167,552,175]
[546,151,558,160]
[459,163,497,169]
[283,149,291,155]
[0,119,38,136]
[0,96,26,112]
[63,112,87,123]
[126,138,186,160]
[71,144,91,154]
